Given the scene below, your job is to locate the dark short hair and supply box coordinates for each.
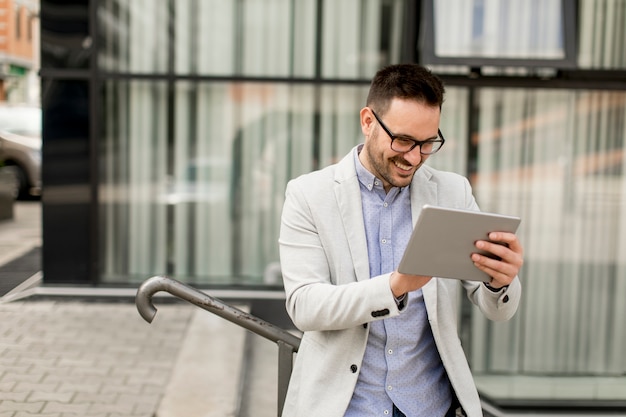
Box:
[366,64,445,115]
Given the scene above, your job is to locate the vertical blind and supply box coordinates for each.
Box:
[97,0,407,283]
[429,0,626,69]
[578,0,626,68]
[470,88,626,376]
[433,0,566,60]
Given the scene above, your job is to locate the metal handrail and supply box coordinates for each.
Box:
[135,275,300,417]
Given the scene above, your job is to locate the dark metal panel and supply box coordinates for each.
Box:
[40,0,95,285]
[40,0,91,70]
[41,79,92,284]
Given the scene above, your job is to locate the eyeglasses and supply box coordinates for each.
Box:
[371,109,445,155]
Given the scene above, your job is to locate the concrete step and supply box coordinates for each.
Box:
[239,332,280,417]
[156,305,249,417]
[154,299,298,417]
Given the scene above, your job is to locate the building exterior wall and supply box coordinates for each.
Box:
[0,0,38,102]
[39,0,626,412]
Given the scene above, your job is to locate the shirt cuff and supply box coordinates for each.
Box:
[483,282,508,292]
[394,293,407,310]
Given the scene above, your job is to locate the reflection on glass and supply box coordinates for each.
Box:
[99,81,369,285]
[470,88,626,403]
[41,1,91,69]
[97,0,410,77]
[424,87,469,175]
[434,0,565,59]
[578,0,626,69]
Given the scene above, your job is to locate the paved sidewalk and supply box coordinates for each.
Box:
[0,202,244,417]
[0,300,194,417]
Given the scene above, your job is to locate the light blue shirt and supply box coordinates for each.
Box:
[345,145,451,417]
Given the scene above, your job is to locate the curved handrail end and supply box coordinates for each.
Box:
[135,276,166,323]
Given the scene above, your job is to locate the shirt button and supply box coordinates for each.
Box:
[384,411,390,415]
[383,202,388,207]
[387,385,393,391]
[388,349,393,354]
[381,239,387,244]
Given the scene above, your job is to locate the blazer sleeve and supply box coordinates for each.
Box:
[463,277,521,321]
[279,177,402,332]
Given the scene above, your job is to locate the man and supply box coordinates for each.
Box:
[278,64,523,417]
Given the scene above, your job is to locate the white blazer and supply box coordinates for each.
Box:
[279,150,521,417]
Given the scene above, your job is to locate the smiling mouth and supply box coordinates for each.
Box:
[393,159,413,171]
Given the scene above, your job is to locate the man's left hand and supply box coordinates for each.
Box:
[471,232,524,289]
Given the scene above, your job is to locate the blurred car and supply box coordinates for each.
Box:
[0,106,41,199]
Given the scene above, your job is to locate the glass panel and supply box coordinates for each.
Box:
[98,0,170,73]
[321,0,408,79]
[99,80,170,283]
[175,0,317,77]
[470,87,626,403]
[170,82,234,281]
[98,0,413,77]
[578,0,626,69]
[424,87,469,175]
[99,81,372,285]
[433,0,565,60]
[317,85,366,167]
[98,0,318,77]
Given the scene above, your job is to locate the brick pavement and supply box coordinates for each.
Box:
[0,201,277,417]
[0,300,194,417]
[0,201,197,417]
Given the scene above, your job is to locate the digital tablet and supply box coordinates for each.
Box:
[397,205,521,282]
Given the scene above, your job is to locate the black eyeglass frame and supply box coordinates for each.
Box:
[370,109,445,155]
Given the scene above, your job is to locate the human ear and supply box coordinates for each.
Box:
[360,107,375,136]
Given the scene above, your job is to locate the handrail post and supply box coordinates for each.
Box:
[136,275,300,415]
[276,340,295,417]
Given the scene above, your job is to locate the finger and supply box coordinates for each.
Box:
[488,232,524,255]
[471,253,517,281]
[476,240,523,269]
[472,259,514,286]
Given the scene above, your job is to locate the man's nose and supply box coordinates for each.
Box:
[403,146,423,165]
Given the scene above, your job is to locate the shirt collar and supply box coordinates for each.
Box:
[353,144,408,195]
[354,144,377,191]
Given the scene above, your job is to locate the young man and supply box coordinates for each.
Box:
[279,64,523,417]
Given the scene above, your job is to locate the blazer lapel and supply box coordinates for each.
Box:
[409,167,438,225]
[334,152,370,282]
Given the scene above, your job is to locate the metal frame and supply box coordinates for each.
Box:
[135,276,301,416]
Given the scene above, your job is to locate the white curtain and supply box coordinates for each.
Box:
[470,88,626,381]
[322,0,405,78]
[579,0,626,68]
[425,87,470,175]
[434,0,565,60]
[100,0,171,280]
[100,0,406,284]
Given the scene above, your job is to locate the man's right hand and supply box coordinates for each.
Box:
[390,271,432,298]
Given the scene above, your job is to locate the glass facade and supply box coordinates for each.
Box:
[40,0,626,412]
[467,88,626,406]
[99,80,367,284]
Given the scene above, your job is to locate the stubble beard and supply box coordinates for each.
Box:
[363,130,422,189]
